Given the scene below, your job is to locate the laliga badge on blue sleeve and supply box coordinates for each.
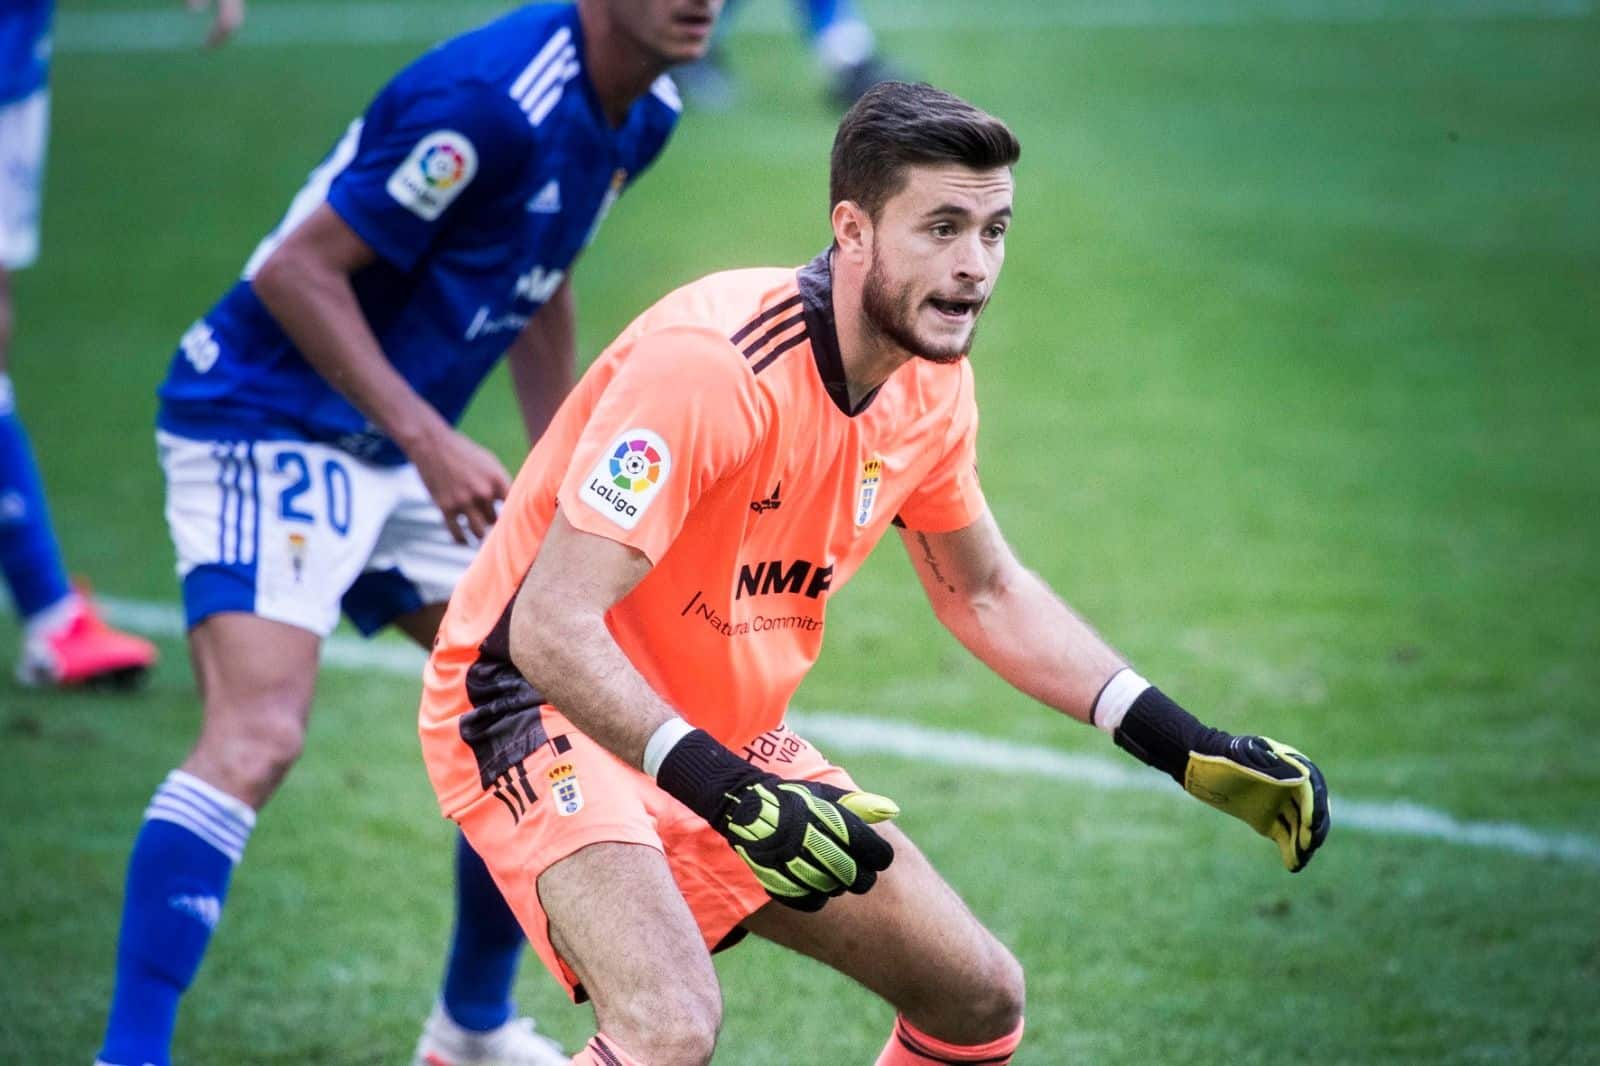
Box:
[385,130,479,221]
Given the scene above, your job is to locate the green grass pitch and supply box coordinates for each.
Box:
[2,1,1597,1061]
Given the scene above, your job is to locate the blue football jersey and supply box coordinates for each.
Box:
[0,0,52,106]
[158,2,680,464]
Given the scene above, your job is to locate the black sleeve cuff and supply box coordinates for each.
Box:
[655,729,764,823]
[1112,687,1228,784]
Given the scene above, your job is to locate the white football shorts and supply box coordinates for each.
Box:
[0,89,48,271]
[157,430,478,637]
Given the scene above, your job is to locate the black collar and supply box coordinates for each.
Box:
[796,249,882,417]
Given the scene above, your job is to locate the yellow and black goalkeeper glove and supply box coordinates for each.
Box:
[1114,688,1331,872]
[657,729,898,911]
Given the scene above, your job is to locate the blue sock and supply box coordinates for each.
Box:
[0,374,71,618]
[99,771,256,1066]
[440,833,525,1032]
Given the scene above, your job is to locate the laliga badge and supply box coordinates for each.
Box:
[579,428,671,531]
[548,763,584,816]
[386,130,478,221]
[854,456,883,527]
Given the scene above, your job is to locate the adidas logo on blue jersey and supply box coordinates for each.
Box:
[527,179,561,214]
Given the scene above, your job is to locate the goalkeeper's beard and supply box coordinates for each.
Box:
[861,248,981,365]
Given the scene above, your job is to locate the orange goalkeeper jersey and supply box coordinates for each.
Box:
[420,251,986,814]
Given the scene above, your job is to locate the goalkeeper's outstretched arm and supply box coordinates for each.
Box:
[897,510,1331,871]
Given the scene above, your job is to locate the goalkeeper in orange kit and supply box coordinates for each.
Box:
[419,81,1329,1066]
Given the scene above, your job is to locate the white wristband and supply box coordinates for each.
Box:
[1092,668,1151,736]
[642,717,697,779]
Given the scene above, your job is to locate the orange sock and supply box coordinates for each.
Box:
[567,1032,648,1066]
[875,1014,1025,1065]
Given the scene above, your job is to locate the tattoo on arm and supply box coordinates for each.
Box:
[915,532,957,594]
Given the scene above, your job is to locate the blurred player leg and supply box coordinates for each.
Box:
[0,285,70,627]
[0,89,155,687]
[742,820,1026,1062]
[98,613,319,1066]
[797,0,902,107]
[675,0,900,111]
[101,434,377,1065]
[539,842,723,1066]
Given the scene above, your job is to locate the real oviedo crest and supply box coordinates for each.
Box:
[854,456,883,527]
[548,763,584,816]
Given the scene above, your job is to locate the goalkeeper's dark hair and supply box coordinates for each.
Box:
[830,82,1021,221]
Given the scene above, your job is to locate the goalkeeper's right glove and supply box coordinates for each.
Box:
[656,728,898,911]
[1111,686,1331,872]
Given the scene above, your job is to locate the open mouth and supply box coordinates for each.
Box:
[927,297,979,321]
[673,12,715,33]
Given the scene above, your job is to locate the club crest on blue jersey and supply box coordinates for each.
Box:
[547,763,584,816]
[286,532,308,582]
[855,457,883,527]
[386,130,478,221]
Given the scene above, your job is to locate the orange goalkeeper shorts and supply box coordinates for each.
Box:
[442,706,856,1001]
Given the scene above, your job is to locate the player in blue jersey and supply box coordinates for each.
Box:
[2,1,238,685]
[95,3,723,1065]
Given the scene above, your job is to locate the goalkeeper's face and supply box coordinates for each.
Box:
[860,163,1012,365]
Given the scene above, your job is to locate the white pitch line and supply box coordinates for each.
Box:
[783,711,1600,868]
[53,0,1596,55]
[100,596,1600,871]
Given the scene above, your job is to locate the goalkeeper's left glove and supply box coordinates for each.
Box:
[1108,684,1331,872]
[655,728,898,910]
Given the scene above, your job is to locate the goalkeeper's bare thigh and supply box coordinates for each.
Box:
[540,842,723,1065]
[743,822,1026,1046]
[451,762,726,1062]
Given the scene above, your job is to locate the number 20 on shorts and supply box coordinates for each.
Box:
[276,451,353,537]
